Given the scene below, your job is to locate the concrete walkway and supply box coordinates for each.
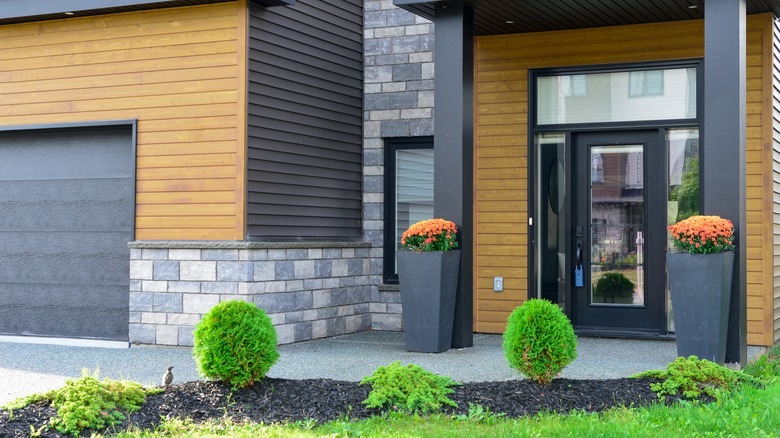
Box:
[0,331,689,406]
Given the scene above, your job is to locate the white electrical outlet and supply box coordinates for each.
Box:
[493,276,504,292]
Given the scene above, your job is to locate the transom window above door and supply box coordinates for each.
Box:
[536,66,697,125]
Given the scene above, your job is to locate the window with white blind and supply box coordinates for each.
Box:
[384,138,434,283]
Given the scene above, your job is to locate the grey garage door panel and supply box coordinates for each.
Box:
[0,180,134,232]
[0,129,133,181]
[0,232,131,285]
[0,126,134,341]
[0,283,129,340]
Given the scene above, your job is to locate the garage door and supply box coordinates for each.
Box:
[0,127,134,341]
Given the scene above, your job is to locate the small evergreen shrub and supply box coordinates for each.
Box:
[360,361,461,414]
[43,369,149,436]
[503,299,577,385]
[634,355,761,401]
[193,300,279,389]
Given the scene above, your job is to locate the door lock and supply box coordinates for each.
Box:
[574,241,584,287]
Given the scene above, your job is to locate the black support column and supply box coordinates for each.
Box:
[702,0,747,364]
[433,4,474,348]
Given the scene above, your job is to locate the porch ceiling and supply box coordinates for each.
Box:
[395,0,780,35]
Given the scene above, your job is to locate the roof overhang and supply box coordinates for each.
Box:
[0,0,294,25]
[395,0,780,35]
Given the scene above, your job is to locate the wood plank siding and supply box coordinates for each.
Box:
[0,1,247,241]
[772,18,780,344]
[245,0,363,240]
[474,15,777,345]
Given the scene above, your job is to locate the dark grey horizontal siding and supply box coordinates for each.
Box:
[247,0,363,241]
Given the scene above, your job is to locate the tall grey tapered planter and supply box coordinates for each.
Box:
[397,250,461,353]
[667,251,734,363]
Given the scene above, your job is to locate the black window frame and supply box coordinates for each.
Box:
[383,136,434,284]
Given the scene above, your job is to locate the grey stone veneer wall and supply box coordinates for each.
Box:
[363,1,435,331]
[128,242,372,346]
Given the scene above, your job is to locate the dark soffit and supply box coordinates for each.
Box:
[0,0,294,25]
[394,0,780,35]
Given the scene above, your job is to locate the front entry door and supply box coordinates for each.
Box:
[572,131,664,333]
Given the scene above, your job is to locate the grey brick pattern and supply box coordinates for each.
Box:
[128,243,373,346]
[364,1,433,331]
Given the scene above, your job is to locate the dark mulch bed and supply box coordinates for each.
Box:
[0,377,667,437]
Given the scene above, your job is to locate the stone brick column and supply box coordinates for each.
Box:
[363,1,435,331]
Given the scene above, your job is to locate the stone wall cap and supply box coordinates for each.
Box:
[128,241,372,250]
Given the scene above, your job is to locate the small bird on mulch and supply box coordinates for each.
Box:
[163,366,174,388]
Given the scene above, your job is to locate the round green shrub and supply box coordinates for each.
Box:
[193,300,279,389]
[503,299,577,385]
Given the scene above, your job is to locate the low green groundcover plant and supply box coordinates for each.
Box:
[6,369,157,436]
[634,355,761,401]
[503,299,577,385]
[743,344,780,381]
[193,300,279,389]
[360,361,461,414]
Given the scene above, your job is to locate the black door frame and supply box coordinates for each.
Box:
[528,60,703,338]
[571,130,666,335]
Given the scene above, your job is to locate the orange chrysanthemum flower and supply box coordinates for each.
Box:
[401,218,459,252]
[667,215,734,254]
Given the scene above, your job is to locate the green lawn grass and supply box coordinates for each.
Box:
[112,380,780,438]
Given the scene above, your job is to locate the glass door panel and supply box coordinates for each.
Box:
[590,145,644,306]
[535,133,566,307]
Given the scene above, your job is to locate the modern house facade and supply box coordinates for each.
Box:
[390,0,780,363]
[1,0,779,364]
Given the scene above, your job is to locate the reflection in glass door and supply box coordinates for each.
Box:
[535,133,566,308]
[589,145,644,306]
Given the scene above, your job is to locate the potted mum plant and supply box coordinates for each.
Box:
[667,215,735,363]
[397,218,460,353]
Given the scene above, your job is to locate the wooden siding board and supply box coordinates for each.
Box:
[474,15,775,341]
[1,26,239,63]
[0,2,243,241]
[246,0,362,240]
[0,1,237,36]
[774,18,780,344]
